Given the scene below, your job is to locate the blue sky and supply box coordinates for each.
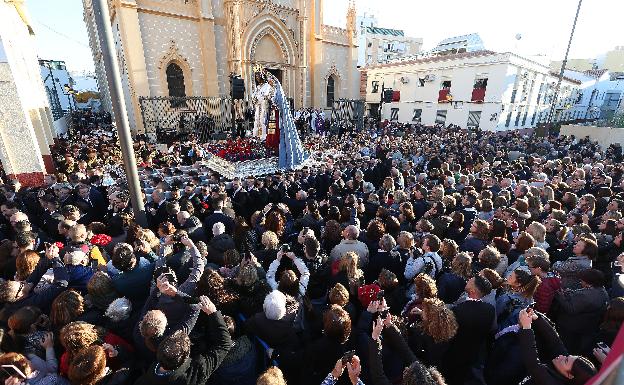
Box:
[26,0,624,73]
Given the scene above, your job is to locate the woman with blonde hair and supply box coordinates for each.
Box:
[330,251,364,298]
[542,185,555,203]
[403,273,438,322]
[408,298,458,367]
[257,366,287,385]
[256,230,279,270]
[527,222,549,250]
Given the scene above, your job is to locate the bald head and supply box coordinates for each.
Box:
[343,225,359,240]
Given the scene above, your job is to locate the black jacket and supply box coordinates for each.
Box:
[182,216,207,243]
[367,325,417,385]
[207,234,236,266]
[203,212,235,241]
[554,286,609,355]
[443,299,495,385]
[134,311,231,385]
[244,311,300,351]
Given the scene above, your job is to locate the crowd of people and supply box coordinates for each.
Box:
[0,120,622,385]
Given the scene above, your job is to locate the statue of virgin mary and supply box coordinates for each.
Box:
[252,66,308,170]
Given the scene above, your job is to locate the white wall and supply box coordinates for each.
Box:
[366,52,583,131]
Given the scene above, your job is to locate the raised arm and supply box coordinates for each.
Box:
[517,309,562,385]
[292,255,310,296]
[195,296,232,378]
[266,256,281,291]
[178,237,206,295]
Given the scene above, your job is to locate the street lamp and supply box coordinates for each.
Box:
[546,0,583,128]
[63,84,77,111]
[91,0,147,227]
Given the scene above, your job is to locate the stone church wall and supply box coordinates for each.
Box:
[137,12,204,96]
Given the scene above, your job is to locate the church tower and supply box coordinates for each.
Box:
[347,0,357,42]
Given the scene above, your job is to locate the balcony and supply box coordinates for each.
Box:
[471,88,486,102]
[438,89,451,103]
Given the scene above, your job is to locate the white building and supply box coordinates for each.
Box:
[71,71,100,92]
[0,0,56,185]
[356,12,422,67]
[364,50,583,131]
[430,33,485,56]
[561,69,624,121]
[39,59,75,119]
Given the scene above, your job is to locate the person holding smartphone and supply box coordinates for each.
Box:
[0,334,68,385]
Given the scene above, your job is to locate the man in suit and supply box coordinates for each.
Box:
[177,211,206,243]
[148,189,169,230]
[444,275,496,385]
[203,197,234,241]
[179,183,203,216]
[74,183,107,223]
[229,178,250,220]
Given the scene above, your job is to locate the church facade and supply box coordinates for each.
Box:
[83,0,360,133]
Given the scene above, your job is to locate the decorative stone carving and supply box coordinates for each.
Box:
[324,63,341,82]
[250,28,290,65]
[157,40,192,71]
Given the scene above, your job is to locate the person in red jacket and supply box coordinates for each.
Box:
[527,254,561,315]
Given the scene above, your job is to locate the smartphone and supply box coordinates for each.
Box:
[1,365,26,380]
[341,350,356,364]
[376,290,385,301]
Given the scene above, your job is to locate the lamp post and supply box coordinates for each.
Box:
[91,0,147,227]
[546,0,583,129]
[63,84,76,112]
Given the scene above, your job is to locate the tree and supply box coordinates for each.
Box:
[74,91,101,103]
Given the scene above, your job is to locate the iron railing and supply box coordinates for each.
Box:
[138,96,252,143]
[330,99,365,131]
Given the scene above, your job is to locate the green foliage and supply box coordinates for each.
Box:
[75,91,101,103]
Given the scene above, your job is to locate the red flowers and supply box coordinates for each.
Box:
[54,242,65,250]
[90,234,112,247]
[204,138,276,162]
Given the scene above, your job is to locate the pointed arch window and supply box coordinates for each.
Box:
[327,76,335,108]
[166,62,186,108]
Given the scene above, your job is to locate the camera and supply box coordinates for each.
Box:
[171,233,183,242]
[376,290,385,301]
[280,244,291,253]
